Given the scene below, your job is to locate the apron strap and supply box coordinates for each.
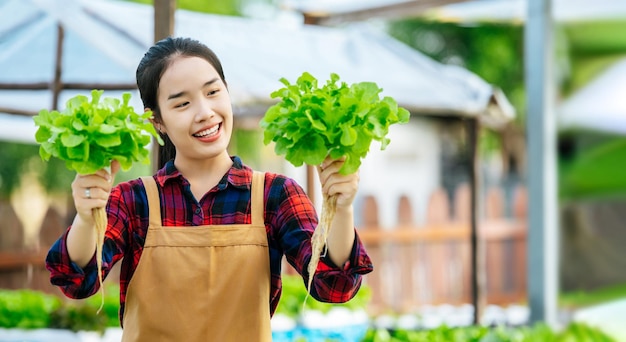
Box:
[251,171,265,226]
[141,176,162,228]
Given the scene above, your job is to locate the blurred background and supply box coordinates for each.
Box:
[1,0,626,340]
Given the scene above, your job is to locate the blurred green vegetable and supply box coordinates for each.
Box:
[361,322,617,342]
[0,283,121,333]
[275,274,371,318]
[0,289,61,329]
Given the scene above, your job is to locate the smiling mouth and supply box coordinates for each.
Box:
[193,124,220,138]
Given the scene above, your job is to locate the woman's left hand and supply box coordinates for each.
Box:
[316,156,359,209]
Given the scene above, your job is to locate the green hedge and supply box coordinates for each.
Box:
[0,289,61,329]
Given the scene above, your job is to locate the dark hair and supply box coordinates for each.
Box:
[136,37,227,169]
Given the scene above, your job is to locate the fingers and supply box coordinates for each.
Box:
[79,186,107,202]
[317,156,345,183]
[317,156,359,205]
[74,170,113,193]
[72,177,110,208]
[324,171,359,194]
[110,160,121,179]
[71,164,117,221]
[319,156,345,172]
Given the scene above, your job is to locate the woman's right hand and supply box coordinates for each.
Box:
[70,160,120,226]
[67,160,120,267]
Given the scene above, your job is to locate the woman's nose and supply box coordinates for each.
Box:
[195,100,215,121]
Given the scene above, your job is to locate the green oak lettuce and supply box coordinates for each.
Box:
[260,72,410,174]
[33,89,163,175]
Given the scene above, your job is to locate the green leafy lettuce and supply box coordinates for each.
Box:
[33,90,163,174]
[260,72,410,174]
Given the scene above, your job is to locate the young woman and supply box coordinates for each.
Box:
[45,37,373,341]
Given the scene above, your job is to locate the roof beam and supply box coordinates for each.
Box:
[0,83,136,90]
[30,0,144,72]
[301,0,471,25]
[0,107,37,116]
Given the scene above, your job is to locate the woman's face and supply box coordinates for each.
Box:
[156,56,233,166]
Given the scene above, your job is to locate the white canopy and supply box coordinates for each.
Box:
[0,0,514,143]
[558,58,626,135]
[428,0,626,23]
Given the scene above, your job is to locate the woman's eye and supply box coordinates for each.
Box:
[207,89,219,96]
[175,102,189,108]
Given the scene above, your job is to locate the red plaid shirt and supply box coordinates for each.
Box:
[45,156,373,325]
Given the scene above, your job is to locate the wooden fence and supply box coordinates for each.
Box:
[0,201,68,295]
[355,183,528,314]
[0,201,124,295]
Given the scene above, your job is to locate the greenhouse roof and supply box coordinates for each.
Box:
[0,0,514,143]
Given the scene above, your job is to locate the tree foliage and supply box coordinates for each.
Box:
[387,18,525,121]
[0,141,75,199]
[123,0,254,16]
[386,18,626,200]
[386,19,526,163]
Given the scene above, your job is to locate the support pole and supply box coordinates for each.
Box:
[52,24,64,110]
[525,0,559,326]
[152,0,176,172]
[154,0,176,42]
[467,118,485,325]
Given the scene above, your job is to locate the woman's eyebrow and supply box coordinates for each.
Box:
[166,78,220,101]
[167,91,186,101]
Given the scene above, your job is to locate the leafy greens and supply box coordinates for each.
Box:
[34,90,163,174]
[260,72,410,174]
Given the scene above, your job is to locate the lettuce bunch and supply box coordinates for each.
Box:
[34,90,163,174]
[260,72,410,174]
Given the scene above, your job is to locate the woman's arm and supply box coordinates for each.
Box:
[271,167,373,303]
[316,157,358,267]
[66,161,120,267]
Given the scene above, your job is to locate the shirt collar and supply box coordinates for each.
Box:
[154,156,252,191]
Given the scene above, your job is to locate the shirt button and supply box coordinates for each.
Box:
[195,208,201,215]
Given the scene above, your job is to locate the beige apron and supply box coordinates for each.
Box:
[122,172,272,341]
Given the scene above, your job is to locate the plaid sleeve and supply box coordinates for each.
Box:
[312,231,373,303]
[273,176,373,304]
[45,184,129,299]
[45,228,100,299]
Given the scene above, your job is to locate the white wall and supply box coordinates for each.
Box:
[357,117,440,228]
[284,116,441,229]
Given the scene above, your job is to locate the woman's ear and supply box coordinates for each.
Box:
[147,108,166,135]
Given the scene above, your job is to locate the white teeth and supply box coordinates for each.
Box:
[193,125,219,137]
